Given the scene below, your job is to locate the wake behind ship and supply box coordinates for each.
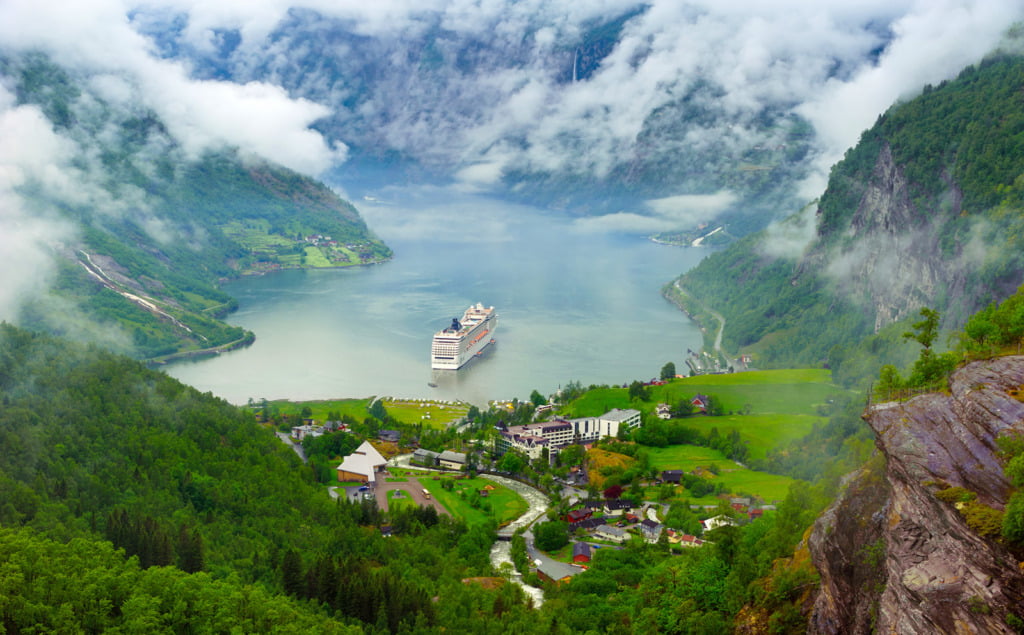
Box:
[431,303,498,370]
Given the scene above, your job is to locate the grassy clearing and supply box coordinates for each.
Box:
[564,369,849,419]
[268,398,371,420]
[386,489,417,511]
[265,397,468,428]
[420,475,527,527]
[303,246,332,267]
[670,413,821,461]
[646,445,796,502]
[651,372,845,417]
[383,398,469,428]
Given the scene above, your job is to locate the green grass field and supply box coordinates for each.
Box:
[384,398,469,428]
[266,397,468,428]
[386,489,418,511]
[557,369,844,502]
[268,398,372,420]
[672,413,821,461]
[651,370,846,416]
[646,445,796,502]
[565,369,848,419]
[420,476,527,527]
[303,246,332,267]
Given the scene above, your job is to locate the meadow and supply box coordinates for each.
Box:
[419,474,528,527]
[565,369,847,418]
[563,369,847,502]
[268,397,468,428]
[645,445,797,503]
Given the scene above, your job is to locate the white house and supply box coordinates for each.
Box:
[593,524,628,544]
[701,514,738,532]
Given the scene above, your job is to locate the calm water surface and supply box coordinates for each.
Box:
[166,188,710,405]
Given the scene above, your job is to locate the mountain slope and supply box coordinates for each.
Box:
[2,53,390,360]
[0,323,528,633]
[672,53,1024,383]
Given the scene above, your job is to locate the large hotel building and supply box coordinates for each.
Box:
[496,408,642,459]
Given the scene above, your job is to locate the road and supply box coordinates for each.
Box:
[275,432,306,461]
[675,279,725,354]
[373,475,450,516]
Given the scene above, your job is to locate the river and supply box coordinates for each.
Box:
[165,186,709,406]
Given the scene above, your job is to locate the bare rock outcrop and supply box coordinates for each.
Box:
[809,356,1024,634]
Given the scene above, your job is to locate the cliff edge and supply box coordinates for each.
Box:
[809,356,1024,634]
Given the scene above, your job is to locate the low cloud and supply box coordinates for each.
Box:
[0,86,75,320]
[0,0,342,177]
[759,203,819,260]
[571,191,736,234]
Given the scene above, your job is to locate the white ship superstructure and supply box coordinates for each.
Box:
[431,303,497,370]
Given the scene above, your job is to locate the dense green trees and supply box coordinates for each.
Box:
[0,324,535,633]
[0,527,360,634]
[534,521,570,552]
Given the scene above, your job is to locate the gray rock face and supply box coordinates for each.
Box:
[828,143,950,332]
[809,357,1024,634]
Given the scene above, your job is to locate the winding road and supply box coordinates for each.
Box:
[674,279,725,354]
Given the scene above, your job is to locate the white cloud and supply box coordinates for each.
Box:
[798,0,1021,197]
[0,0,342,176]
[0,86,75,320]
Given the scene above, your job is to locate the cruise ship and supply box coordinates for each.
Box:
[431,304,498,370]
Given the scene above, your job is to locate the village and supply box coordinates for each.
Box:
[281,388,786,586]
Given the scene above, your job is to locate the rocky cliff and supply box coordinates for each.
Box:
[809,356,1024,634]
[828,142,951,333]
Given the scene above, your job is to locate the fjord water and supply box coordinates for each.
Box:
[166,188,708,406]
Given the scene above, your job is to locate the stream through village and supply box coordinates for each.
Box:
[481,474,550,606]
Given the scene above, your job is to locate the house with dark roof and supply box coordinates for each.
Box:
[535,560,584,584]
[576,517,605,531]
[640,519,663,543]
[412,448,440,467]
[572,542,592,564]
[378,429,401,443]
[437,450,467,470]
[566,508,593,524]
[603,499,635,517]
[661,469,683,484]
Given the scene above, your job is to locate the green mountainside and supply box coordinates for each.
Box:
[4,53,390,361]
[0,324,517,633]
[672,53,1024,386]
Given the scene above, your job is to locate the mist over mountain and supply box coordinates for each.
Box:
[0,51,388,358]
[673,50,1024,386]
[4,1,1020,236]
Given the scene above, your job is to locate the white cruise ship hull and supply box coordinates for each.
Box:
[431,304,498,370]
